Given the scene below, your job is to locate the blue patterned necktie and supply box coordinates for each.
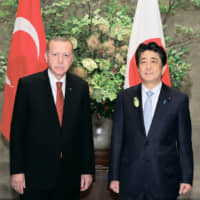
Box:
[144,91,154,135]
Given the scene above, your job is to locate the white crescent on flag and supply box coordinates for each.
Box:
[5,75,14,87]
[13,17,40,59]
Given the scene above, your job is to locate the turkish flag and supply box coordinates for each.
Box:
[0,0,47,140]
[124,0,171,88]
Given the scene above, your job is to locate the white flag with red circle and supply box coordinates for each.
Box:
[1,0,47,140]
[124,0,171,88]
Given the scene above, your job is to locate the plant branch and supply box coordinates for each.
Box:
[87,1,93,34]
[167,37,194,49]
[163,0,177,25]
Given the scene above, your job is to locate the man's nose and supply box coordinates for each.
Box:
[57,55,64,63]
[146,62,152,69]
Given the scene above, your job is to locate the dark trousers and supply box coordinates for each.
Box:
[19,160,80,200]
[120,193,177,200]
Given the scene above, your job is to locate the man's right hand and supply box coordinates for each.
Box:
[109,180,120,193]
[11,173,26,194]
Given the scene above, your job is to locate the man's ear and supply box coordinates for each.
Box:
[161,65,167,76]
[45,53,48,63]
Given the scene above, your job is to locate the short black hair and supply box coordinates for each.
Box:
[135,42,167,68]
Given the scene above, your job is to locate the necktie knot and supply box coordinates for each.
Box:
[146,91,154,97]
[56,82,62,89]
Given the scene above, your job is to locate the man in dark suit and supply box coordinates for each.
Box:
[10,37,94,200]
[109,42,193,200]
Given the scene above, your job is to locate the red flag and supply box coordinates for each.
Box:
[124,0,171,88]
[1,0,47,140]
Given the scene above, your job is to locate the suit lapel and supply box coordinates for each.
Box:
[62,73,73,128]
[128,84,146,136]
[40,69,61,127]
[148,84,171,138]
[136,84,147,136]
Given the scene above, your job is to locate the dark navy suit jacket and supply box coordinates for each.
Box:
[109,83,193,199]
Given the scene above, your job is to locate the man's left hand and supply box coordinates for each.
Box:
[179,183,192,195]
[80,174,93,191]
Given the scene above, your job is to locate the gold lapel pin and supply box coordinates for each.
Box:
[133,97,140,108]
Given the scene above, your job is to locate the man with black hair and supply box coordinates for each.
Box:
[109,42,193,200]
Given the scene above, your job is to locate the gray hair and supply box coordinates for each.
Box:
[46,37,74,55]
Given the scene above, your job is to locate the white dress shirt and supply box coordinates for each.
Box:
[142,82,162,118]
[48,69,66,104]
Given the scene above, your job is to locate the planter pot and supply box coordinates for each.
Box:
[92,115,112,150]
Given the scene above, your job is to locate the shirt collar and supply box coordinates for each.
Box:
[142,82,162,95]
[48,69,66,85]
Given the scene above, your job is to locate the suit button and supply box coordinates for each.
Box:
[144,140,149,146]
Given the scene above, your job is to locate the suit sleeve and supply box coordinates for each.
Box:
[108,93,124,182]
[80,83,95,175]
[10,78,28,175]
[177,95,193,185]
